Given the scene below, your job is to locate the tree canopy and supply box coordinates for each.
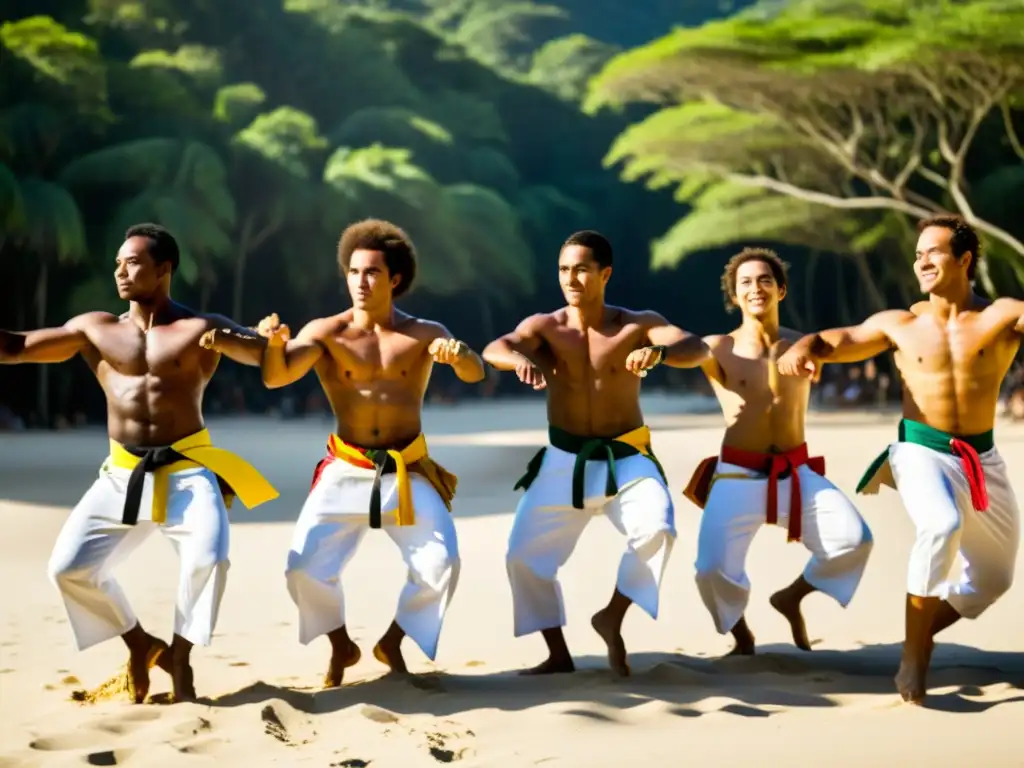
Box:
[586,0,1024,298]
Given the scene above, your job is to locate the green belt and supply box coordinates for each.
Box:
[514,426,666,509]
[856,418,994,493]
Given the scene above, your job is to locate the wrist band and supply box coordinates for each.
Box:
[650,345,667,366]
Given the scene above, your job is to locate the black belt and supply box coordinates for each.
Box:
[121,445,188,525]
[364,449,397,529]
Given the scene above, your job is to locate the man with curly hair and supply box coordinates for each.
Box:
[779,214,1021,705]
[685,247,873,657]
[236,219,485,687]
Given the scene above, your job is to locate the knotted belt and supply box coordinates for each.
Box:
[109,428,279,525]
[856,418,992,511]
[514,425,666,509]
[683,443,825,543]
[310,433,457,527]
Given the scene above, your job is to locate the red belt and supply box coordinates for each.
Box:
[720,443,825,543]
[949,438,988,511]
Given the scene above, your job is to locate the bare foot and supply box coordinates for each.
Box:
[895,637,935,705]
[591,608,629,677]
[323,640,361,688]
[519,656,575,675]
[126,637,169,704]
[894,656,927,705]
[171,657,196,703]
[770,588,812,651]
[725,618,756,657]
[373,637,408,674]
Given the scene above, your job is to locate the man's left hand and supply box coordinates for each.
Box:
[429,337,469,365]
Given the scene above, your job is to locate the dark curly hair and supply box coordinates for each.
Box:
[720,247,789,312]
[337,219,417,298]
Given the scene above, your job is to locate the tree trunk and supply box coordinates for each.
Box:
[232,215,255,321]
[35,260,49,427]
[478,293,496,346]
[803,251,821,330]
[848,252,887,313]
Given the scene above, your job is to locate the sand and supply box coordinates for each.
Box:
[1,397,1022,767]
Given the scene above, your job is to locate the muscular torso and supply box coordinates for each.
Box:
[887,299,1020,435]
[80,309,219,447]
[706,328,810,453]
[311,310,437,448]
[532,307,651,437]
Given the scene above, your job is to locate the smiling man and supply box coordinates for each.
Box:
[0,223,279,704]
[483,229,711,677]
[685,248,873,658]
[778,215,1022,704]
[236,219,485,688]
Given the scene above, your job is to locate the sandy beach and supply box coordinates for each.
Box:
[1,397,1022,767]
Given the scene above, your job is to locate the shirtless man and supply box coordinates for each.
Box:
[0,223,278,703]
[212,219,485,687]
[483,230,709,676]
[778,215,1021,704]
[684,248,873,656]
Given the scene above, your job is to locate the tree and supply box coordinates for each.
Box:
[59,137,237,309]
[586,0,1024,294]
[229,106,329,320]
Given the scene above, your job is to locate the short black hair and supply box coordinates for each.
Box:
[125,223,179,273]
[337,219,417,298]
[562,230,613,269]
[721,247,789,312]
[918,214,980,280]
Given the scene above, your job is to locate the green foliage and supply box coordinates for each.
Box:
[0,16,109,117]
[213,83,267,128]
[14,177,87,263]
[529,34,619,102]
[588,0,1024,289]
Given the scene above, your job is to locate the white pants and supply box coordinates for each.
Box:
[695,460,873,634]
[889,443,1020,618]
[506,447,675,636]
[47,463,230,650]
[285,458,460,660]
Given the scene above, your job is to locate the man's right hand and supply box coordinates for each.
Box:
[776,342,819,380]
[515,355,546,390]
[257,313,291,347]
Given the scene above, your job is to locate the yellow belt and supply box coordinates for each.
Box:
[326,432,456,527]
[109,428,279,524]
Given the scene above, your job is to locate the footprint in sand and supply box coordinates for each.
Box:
[361,705,400,724]
[424,725,475,763]
[260,701,317,746]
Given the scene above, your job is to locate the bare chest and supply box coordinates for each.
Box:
[91,324,206,378]
[718,351,808,407]
[547,324,646,378]
[891,318,1016,380]
[326,332,428,385]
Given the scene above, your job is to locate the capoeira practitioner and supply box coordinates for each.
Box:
[685,248,873,656]
[779,215,1021,704]
[250,219,485,687]
[483,230,710,676]
[0,224,278,703]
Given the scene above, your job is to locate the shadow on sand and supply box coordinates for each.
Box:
[200,643,1024,720]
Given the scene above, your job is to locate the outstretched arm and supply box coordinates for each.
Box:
[779,310,905,377]
[199,314,267,366]
[426,324,486,383]
[261,317,327,389]
[0,313,105,364]
[641,312,713,369]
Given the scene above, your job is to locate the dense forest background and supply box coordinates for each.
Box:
[2,0,1022,426]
